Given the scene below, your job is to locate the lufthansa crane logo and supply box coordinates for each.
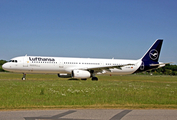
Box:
[149,49,158,60]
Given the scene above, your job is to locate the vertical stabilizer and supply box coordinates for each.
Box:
[141,39,163,62]
[134,39,163,73]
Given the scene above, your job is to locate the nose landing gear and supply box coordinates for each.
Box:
[22,73,26,80]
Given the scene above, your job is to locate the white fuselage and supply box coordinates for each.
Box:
[2,56,141,75]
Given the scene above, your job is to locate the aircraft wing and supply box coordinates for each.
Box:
[80,63,135,73]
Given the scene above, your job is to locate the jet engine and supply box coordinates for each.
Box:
[72,70,91,79]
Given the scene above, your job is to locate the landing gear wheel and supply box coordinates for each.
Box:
[92,77,98,81]
[22,73,26,80]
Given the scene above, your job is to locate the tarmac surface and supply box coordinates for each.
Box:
[0,109,177,120]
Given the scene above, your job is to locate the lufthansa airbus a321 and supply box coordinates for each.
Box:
[2,39,169,81]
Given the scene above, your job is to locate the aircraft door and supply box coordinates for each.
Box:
[100,61,104,66]
[59,59,64,68]
[23,56,28,67]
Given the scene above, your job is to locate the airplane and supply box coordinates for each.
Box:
[2,39,169,81]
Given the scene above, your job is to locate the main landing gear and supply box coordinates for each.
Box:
[81,77,98,81]
[92,77,98,81]
[90,70,98,81]
[22,73,26,80]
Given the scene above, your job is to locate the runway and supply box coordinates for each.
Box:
[0,109,177,120]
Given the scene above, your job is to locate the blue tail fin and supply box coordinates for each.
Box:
[141,39,163,63]
[134,39,163,73]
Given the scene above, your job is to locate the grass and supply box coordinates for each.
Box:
[0,72,177,110]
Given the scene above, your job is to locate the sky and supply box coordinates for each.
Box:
[0,0,177,64]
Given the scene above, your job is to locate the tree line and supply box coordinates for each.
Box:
[133,64,177,75]
[0,60,177,75]
[149,64,177,75]
[0,60,7,72]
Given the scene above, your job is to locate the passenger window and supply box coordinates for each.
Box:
[15,60,17,63]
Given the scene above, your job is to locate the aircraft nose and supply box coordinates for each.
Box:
[2,63,9,70]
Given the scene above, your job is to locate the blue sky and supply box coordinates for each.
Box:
[0,0,177,63]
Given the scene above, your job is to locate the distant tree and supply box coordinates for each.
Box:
[0,60,7,65]
[164,69,173,75]
[0,60,7,72]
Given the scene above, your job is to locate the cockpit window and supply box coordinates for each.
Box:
[9,60,18,63]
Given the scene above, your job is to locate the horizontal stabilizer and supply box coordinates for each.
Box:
[150,62,173,67]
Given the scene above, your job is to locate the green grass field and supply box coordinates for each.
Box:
[0,72,177,110]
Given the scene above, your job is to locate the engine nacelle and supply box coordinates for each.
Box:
[72,70,91,79]
[58,73,71,78]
